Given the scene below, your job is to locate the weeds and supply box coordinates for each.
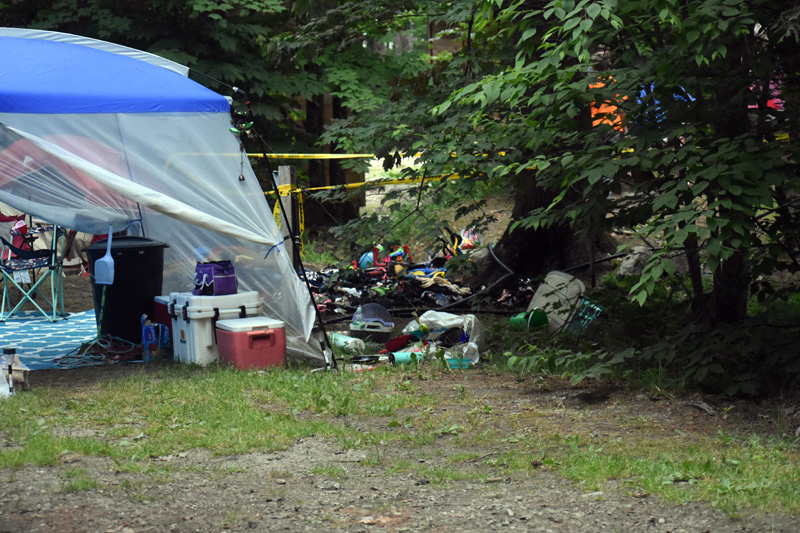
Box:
[2,357,799,517]
[497,271,800,397]
[310,464,348,480]
[61,468,98,493]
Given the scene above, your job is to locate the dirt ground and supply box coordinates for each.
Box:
[62,270,96,313]
[2,360,799,532]
[1,254,798,532]
[2,268,96,316]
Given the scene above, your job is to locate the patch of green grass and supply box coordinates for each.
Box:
[121,479,153,502]
[61,468,98,493]
[386,459,415,476]
[310,463,348,480]
[4,361,800,517]
[222,510,244,530]
[0,364,433,470]
[300,239,340,266]
[747,291,800,320]
[534,431,800,516]
[361,451,382,467]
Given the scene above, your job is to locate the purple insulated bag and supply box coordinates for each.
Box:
[193,260,238,296]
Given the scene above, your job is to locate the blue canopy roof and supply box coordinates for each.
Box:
[0,36,229,114]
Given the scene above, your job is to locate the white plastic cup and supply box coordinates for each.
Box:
[330,333,366,354]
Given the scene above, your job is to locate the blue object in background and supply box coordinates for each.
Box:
[358,251,374,270]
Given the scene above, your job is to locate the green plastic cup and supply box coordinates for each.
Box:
[510,309,548,329]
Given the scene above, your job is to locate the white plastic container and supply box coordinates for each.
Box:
[349,321,393,343]
[169,291,262,366]
[330,332,366,353]
[526,271,586,334]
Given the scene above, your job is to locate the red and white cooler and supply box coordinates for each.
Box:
[153,295,173,342]
[215,316,286,370]
[169,291,262,366]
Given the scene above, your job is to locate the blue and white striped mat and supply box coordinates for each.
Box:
[0,310,99,370]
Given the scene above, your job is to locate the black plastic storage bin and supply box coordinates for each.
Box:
[84,236,168,343]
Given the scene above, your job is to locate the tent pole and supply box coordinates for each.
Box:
[253,153,337,367]
[230,87,337,369]
[267,162,337,369]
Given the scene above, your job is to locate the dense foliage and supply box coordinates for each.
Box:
[4,1,800,392]
[293,0,800,325]
[282,0,800,393]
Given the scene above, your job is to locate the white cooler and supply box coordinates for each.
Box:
[169,291,262,366]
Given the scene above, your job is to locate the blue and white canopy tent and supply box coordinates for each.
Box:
[0,28,321,363]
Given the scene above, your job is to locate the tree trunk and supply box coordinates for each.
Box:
[468,173,578,286]
[683,232,706,312]
[305,93,325,188]
[706,40,751,324]
[712,250,749,323]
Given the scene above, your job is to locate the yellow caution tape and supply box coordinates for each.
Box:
[275,184,293,196]
[271,191,304,256]
[251,153,375,159]
[297,190,305,257]
[265,173,461,197]
[272,198,281,229]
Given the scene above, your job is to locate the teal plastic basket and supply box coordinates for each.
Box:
[566,297,603,335]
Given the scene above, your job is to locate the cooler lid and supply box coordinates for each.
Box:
[170,290,261,309]
[216,316,285,332]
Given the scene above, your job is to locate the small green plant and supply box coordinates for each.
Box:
[507,343,614,384]
[60,469,98,493]
[635,364,685,398]
[222,510,243,530]
[434,423,465,437]
[417,465,483,485]
[300,239,340,266]
[310,464,348,480]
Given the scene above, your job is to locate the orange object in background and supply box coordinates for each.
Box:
[589,77,627,132]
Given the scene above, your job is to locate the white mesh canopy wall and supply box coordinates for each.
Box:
[0,28,320,362]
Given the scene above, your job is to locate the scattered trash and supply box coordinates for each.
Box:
[304,240,605,371]
[527,271,586,335]
[508,272,605,336]
[141,315,170,361]
[330,332,366,353]
[446,357,471,369]
[350,303,394,343]
[510,309,548,330]
[402,310,485,364]
[389,352,419,366]
[404,311,485,348]
[385,334,417,352]
[347,355,379,365]
[460,227,482,250]
[565,297,604,335]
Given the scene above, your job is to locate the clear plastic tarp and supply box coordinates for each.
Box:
[0,113,320,362]
[0,28,323,363]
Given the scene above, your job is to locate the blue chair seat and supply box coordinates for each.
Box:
[2,256,53,272]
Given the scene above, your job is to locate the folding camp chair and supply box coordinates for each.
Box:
[0,225,66,322]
